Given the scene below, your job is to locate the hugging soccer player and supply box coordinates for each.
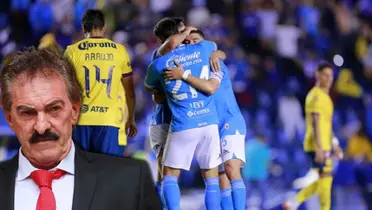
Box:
[165,30,247,210]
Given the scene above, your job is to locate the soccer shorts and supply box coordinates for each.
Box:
[149,124,169,157]
[306,151,332,174]
[72,125,125,157]
[218,114,247,172]
[162,124,222,170]
[118,121,127,145]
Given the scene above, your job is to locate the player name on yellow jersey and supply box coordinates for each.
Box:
[304,86,334,152]
[65,37,132,127]
[84,53,114,61]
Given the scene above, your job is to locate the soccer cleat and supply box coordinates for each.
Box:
[292,169,319,189]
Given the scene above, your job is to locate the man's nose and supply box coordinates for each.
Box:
[33,112,51,134]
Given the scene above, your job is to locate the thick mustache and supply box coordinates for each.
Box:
[30,130,59,143]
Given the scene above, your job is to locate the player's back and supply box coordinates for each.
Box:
[150,41,219,132]
[304,86,334,152]
[214,62,247,134]
[65,37,127,127]
[149,48,172,126]
[214,63,242,119]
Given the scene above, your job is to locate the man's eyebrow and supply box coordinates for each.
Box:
[15,100,65,111]
[16,105,35,112]
[45,99,65,108]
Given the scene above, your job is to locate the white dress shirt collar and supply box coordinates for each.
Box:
[17,143,75,181]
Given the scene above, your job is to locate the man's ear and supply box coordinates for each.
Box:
[71,101,81,125]
[102,25,106,34]
[81,25,86,34]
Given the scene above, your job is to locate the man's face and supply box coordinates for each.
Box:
[185,33,204,44]
[316,67,334,90]
[5,71,80,167]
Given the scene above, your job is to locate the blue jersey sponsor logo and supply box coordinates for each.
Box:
[146,41,219,132]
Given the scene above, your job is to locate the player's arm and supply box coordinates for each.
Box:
[212,50,226,60]
[145,63,161,93]
[121,49,136,123]
[210,50,227,72]
[152,88,166,104]
[308,95,325,163]
[310,113,322,150]
[164,61,222,95]
[121,75,135,119]
[157,26,197,55]
[310,112,326,164]
[331,132,344,160]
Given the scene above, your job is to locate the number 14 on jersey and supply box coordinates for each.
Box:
[83,65,115,98]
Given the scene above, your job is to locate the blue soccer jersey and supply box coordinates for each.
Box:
[149,48,172,126]
[145,40,219,132]
[214,62,247,136]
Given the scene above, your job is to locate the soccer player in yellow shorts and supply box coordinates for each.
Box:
[65,9,137,156]
[283,63,343,210]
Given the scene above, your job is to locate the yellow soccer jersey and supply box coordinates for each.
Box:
[304,87,334,152]
[65,37,132,127]
[117,85,128,146]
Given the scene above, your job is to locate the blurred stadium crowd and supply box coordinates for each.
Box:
[0,0,372,209]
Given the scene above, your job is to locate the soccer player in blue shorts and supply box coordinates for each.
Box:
[165,30,247,210]
[149,17,194,200]
[145,19,223,210]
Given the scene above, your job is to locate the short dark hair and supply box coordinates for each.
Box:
[190,30,206,39]
[153,17,179,43]
[172,17,184,27]
[82,9,105,33]
[0,48,82,111]
[317,62,333,72]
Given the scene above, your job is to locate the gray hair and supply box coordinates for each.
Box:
[0,47,82,111]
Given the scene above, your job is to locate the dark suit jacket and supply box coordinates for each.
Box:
[0,147,162,210]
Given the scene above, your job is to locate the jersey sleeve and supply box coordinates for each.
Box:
[199,40,218,54]
[64,46,74,62]
[151,49,161,61]
[145,63,161,89]
[121,47,133,77]
[306,92,322,114]
[209,70,224,83]
[210,61,227,83]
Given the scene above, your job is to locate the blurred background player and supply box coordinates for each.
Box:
[283,63,343,210]
[38,33,63,54]
[64,9,137,156]
[165,30,247,210]
[145,19,223,210]
[243,133,271,210]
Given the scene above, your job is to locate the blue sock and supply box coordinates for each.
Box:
[163,175,180,210]
[221,188,233,210]
[156,182,167,209]
[204,177,221,210]
[231,179,246,210]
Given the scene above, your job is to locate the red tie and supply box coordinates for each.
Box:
[30,169,66,210]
